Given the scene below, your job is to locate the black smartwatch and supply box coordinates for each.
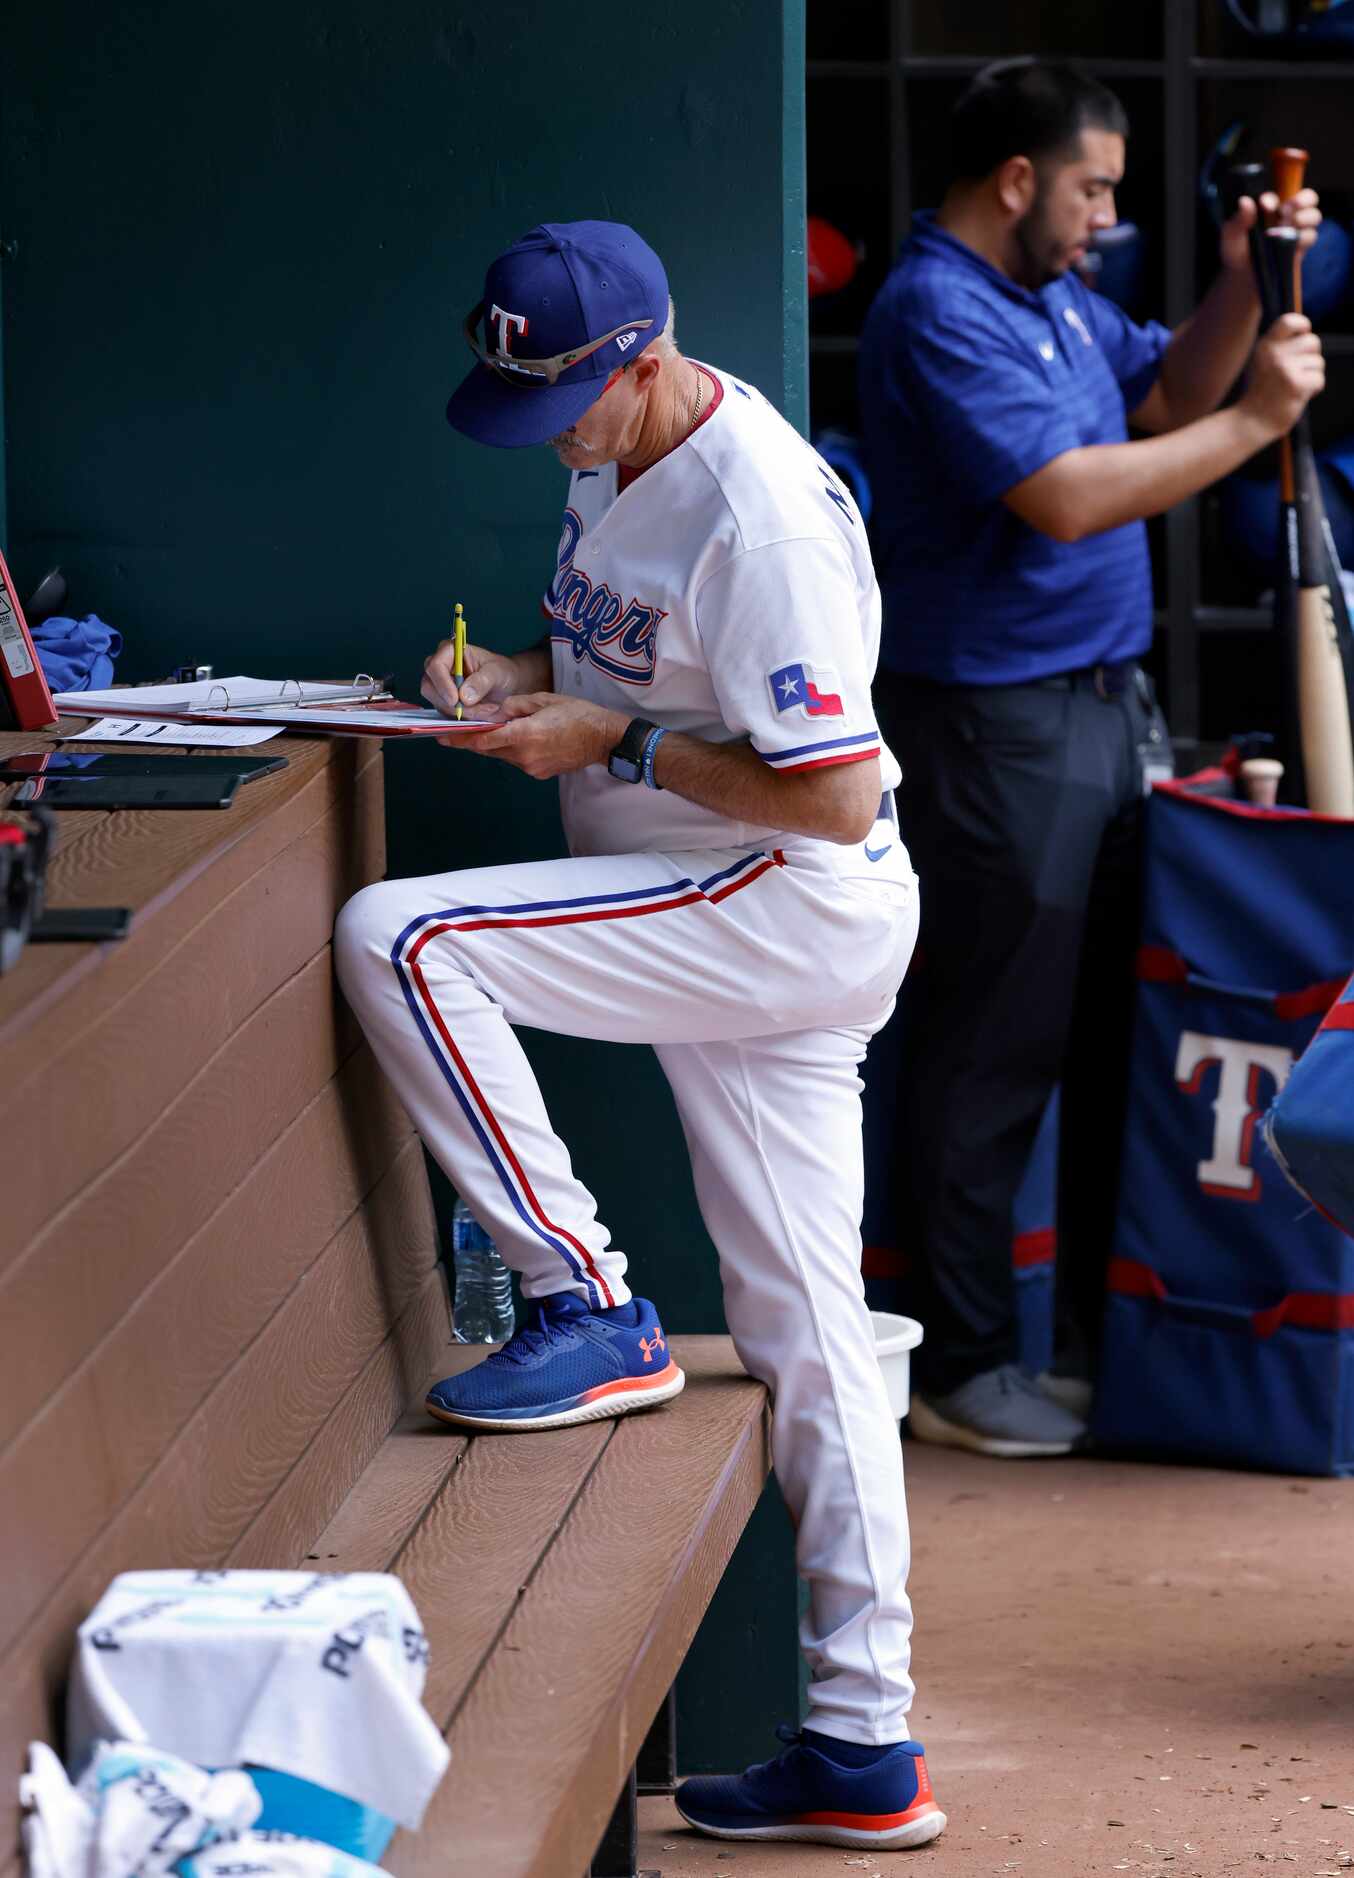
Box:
[607,716,660,785]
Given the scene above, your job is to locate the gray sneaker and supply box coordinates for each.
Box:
[1035,1370,1094,1420]
[909,1364,1087,1458]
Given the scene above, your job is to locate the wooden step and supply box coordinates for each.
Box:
[306,1335,770,1878]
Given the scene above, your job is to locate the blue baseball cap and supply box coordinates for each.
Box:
[446,220,670,448]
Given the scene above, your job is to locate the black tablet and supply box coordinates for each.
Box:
[5,770,242,809]
[0,750,289,809]
[0,751,288,783]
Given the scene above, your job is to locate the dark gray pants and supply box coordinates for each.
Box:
[875,664,1167,1396]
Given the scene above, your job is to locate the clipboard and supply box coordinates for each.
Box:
[0,550,59,731]
[51,673,502,738]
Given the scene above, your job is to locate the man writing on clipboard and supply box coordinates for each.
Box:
[335,220,948,1851]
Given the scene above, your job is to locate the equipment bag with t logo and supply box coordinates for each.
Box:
[1093,771,1354,1474]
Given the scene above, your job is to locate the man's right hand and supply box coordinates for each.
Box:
[1241,312,1326,440]
[421,642,534,717]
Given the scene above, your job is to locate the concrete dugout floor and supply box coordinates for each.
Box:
[639,1442,1354,1877]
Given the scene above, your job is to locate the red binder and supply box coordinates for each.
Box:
[0,550,57,730]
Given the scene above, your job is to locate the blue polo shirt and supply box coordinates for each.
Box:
[859,213,1171,684]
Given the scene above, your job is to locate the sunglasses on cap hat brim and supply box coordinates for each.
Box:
[462,303,655,386]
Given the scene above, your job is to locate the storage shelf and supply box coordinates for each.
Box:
[900,55,1165,77]
[1194,606,1270,632]
[1192,57,1354,80]
[807,61,890,78]
[805,0,1354,739]
[814,329,1354,359]
[809,57,1166,79]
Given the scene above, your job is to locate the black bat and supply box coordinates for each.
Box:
[1224,162,1281,327]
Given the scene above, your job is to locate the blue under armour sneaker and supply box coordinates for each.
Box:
[425,1292,684,1432]
[675,1725,946,1850]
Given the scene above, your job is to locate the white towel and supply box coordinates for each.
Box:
[20,1741,261,1878]
[178,1832,390,1878]
[67,1572,450,1831]
[20,1744,93,1878]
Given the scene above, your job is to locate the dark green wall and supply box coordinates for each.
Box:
[1,1,808,1764]
[1,0,807,1332]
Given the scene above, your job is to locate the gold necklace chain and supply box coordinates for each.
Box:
[686,364,706,434]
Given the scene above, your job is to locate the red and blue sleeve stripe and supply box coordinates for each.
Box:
[757,730,881,774]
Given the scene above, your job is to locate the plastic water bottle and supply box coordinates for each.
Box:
[450,1197,516,1343]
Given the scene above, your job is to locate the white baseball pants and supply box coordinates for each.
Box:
[333,819,920,1744]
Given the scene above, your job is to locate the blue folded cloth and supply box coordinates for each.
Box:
[31,613,122,694]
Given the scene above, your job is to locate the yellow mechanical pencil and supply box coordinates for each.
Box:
[452,602,466,721]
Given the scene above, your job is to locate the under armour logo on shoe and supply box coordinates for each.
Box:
[639,1328,666,1364]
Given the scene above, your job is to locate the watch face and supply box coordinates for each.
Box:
[609,717,656,783]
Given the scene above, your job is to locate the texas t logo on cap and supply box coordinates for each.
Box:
[447,220,670,450]
[488,304,529,358]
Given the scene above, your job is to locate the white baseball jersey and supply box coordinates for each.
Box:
[334,359,922,1753]
[543,365,902,858]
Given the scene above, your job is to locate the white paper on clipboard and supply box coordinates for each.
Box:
[57,716,286,746]
[50,676,503,738]
[272,706,501,732]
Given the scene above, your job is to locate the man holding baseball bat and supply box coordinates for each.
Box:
[336,222,946,1850]
[859,58,1324,1456]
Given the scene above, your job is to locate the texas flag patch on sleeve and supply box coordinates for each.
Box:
[768,661,844,719]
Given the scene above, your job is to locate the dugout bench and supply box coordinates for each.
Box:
[315,1340,769,1878]
[0,727,771,1878]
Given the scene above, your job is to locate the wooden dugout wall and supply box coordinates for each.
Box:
[0,732,446,1868]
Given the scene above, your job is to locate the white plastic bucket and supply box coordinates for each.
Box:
[870,1311,925,1419]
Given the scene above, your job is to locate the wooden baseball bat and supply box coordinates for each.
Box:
[1269,150,1354,815]
[1270,147,1310,243]
[1266,151,1307,510]
[1264,215,1354,815]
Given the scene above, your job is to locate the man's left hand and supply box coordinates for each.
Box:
[1221,188,1322,276]
[442,693,626,779]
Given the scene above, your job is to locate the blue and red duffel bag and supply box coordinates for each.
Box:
[1266,970,1354,1239]
[1092,775,1354,1475]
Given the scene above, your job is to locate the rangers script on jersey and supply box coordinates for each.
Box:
[544,365,902,857]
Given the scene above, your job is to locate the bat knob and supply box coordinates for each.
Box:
[1240,756,1284,807]
[1270,145,1309,203]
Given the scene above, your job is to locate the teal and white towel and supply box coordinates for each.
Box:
[20,1743,392,1878]
[66,1572,449,1834]
[179,1831,389,1878]
[20,1740,260,1878]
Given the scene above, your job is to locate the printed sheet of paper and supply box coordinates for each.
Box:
[57,715,285,747]
[307,707,501,731]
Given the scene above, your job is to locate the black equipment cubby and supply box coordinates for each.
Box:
[806,0,1354,751]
